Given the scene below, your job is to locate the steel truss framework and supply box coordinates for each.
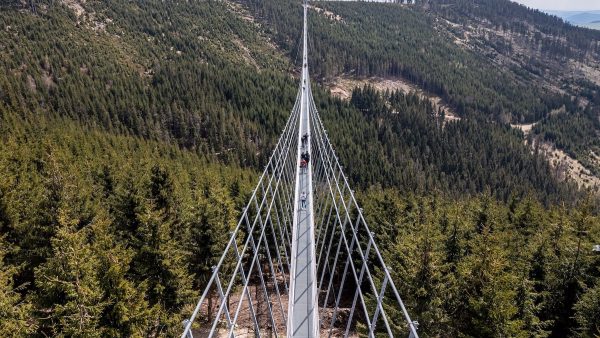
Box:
[182,1,418,337]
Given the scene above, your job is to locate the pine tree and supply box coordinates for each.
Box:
[187,176,236,318]
[34,206,106,337]
[0,236,34,336]
[573,282,600,337]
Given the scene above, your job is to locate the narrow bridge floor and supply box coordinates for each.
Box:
[290,130,317,337]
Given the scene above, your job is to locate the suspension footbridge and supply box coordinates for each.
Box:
[182,1,418,337]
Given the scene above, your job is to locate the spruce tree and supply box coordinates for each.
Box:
[0,236,34,336]
[187,176,236,318]
[573,282,600,337]
[129,165,194,335]
[34,207,106,337]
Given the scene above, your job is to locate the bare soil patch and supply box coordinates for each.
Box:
[570,60,600,87]
[328,76,461,123]
[189,272,357,337]
[307,5,343,22]
[510,122,537,135]
[233,37,260,69]
[534,140,600,191]
[60,0,86,17]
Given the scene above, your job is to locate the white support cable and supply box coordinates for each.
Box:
[344,238,374,337]
[310,99,419,338]
[244,206,280,336]
[225,229,262,338]
[214,269,233,328]
[315,201,336,283]
[310,86,391,333]
[269,191,292,289]
[255,184,287,312]
[222,79,301,336]
[273,158,295,261]
[182,96,300,338]
[317,169,374,336]
[307,99,390,336]
[287,1,320,337]
[370,274,390,337]
[315,124,419,338]
[309,108,393,337]
[223,107,300,321]
[318,189,354,311]
[310,13,418,338]
[308,109,374,334]
[328,213,364,336]
[183,1,419,337]
[226,124,300,338]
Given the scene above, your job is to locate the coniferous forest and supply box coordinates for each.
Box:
[0,0,599,337]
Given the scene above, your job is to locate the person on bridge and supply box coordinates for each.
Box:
[300,191,307,209]
[301,151,310,165]
[301,133,309,148]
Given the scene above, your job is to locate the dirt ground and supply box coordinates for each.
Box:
[189,272,358,337]
[533,140,600,191]
[327,76,461,124]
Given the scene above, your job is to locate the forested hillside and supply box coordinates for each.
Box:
[0,115,256,336]
[246,0,574,122]
[359,189,599,338]
[426,0,600,180]
[1,0,294,166]
[317,85,576,202]
[245,0,600,180]
[0,0,599,337]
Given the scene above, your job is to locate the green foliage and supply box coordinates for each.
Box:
[0,0,295,167]
[0,1,598,337]
[187,177,237,289]
[318,85,579,202]
[34,211,108,337]
[245,0,586,123]
[0,114,255,336]
[532,102,600,176]
[0,0,585,202]
[246,0,600,181]
[573,282,600,337]
[430,0,600,57]
[0,237,35,337]
[359,188,600,337]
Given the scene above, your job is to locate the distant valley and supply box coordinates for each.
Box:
[546,9,600,30]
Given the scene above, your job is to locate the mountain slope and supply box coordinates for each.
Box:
[242,0,600,188]
[0,0,580,199]
[424,0,600,184]
[0,0,295,166]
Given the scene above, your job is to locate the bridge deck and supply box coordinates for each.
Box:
[289,110,317,337]
[287,1,318,337]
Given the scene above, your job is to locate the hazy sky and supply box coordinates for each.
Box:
[512,0,600,11]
